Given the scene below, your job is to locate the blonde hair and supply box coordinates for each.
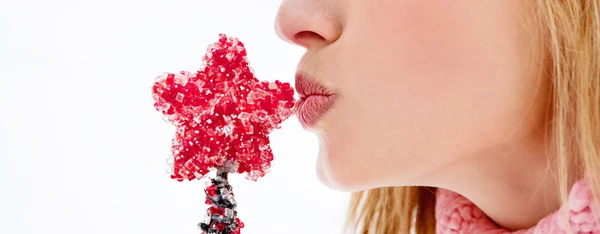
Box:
[346,1,600,233]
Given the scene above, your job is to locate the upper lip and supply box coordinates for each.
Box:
[295,72,334,99]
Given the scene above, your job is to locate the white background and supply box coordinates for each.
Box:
[0,0,350,233]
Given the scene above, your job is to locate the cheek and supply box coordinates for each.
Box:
[317,0,542,188]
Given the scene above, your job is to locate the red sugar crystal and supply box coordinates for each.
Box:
[152,34,295,182]
[209,207,224,215]
[206,185,217,197]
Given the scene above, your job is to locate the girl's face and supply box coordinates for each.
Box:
[275,0,548,191]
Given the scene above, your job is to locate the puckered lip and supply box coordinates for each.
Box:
[294,72,337,128]
[294,72,334,99]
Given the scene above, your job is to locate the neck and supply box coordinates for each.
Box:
[428,134,578,230]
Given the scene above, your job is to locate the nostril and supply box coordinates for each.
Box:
[293,31,326,47]
[295,31,325,41]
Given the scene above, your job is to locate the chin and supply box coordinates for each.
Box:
[316,163,356,192]
[315,152,378,192]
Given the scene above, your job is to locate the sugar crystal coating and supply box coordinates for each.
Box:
[152,34,295,182]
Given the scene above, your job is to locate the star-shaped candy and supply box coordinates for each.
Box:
[152,34,295,182]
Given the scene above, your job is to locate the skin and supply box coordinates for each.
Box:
[275,0,569,230]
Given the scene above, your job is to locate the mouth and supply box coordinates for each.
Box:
[294,73,337,128]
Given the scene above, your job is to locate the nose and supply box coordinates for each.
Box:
[274,0,343,48]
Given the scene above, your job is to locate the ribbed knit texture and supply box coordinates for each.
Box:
[435,180,600,234]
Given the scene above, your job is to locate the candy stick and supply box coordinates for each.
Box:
[200,168,241,234]
[152,34,296,234]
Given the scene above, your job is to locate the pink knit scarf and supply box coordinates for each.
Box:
[435,180,600,233]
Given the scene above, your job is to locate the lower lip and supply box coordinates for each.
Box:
[295,94,336,128]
